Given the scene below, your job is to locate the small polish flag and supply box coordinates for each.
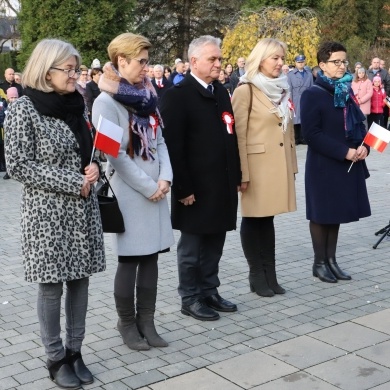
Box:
[364,122,390,153]
[94,115,124,158]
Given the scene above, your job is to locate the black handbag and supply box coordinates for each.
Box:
[96,173,125,233]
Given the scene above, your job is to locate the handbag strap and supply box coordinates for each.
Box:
[247,83,253,127]
[101,172,117,198]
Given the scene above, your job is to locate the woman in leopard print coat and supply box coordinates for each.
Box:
[4,39,105,389]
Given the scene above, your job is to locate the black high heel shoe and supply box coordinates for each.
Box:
[66,349,93,385]
[312,261,337,283]
[47,357,81,389]
[328,257,352,280]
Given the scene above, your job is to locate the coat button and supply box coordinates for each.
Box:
[278,123,282,126]
[280,143,284,147]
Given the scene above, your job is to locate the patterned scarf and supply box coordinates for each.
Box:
[317,70,366,143]
[98,62,163,160]
[318,70,352,108]
[240,71,291,133]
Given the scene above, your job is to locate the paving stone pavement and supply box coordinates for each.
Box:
[1,145,390,389]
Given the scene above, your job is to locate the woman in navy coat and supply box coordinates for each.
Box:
[301,42,371,283]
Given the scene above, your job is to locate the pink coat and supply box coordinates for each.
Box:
[352,79,373,115]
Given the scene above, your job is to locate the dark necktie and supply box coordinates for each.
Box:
[157,80,161,87]
[207,84,213,94]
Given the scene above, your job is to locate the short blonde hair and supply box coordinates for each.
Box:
[22,39,81,92]
[107,33,152,68]
[245,38,287,80]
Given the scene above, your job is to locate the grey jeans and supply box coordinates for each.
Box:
[37,277,89,361]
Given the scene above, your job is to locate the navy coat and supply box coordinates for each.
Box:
[301,77,371,224]
[160,73,241,234]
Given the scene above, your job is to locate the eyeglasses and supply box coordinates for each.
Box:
[326,60,349,67]
[50,68,81,78]
[132,58,149,67]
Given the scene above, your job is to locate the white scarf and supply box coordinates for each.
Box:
[240,72,291,133]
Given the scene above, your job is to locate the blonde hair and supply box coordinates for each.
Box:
[22,39,81,92]
[354,67,367,82]
[107,33,152,68]
[245,38,287,80]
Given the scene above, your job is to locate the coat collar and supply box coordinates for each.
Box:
[185,73,217,99]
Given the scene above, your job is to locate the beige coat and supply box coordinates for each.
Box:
[232,83,298,217]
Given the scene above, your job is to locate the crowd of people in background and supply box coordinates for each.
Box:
[1,33,389,389]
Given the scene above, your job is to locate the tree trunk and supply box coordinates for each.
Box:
[182,0,190,60]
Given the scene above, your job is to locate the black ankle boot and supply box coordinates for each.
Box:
[328,257,351,280]
[66,349,93,385]
[313,257,337,283]
[47,357,81,389]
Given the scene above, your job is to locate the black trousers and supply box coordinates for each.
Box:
[177,231,226,305]
[0,143,5,171]
[367,113,384,129]
[294,124,304,144]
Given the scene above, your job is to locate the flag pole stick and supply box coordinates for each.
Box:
[347,139,365,173]
[89,115,103,165]
[89,146,96,166]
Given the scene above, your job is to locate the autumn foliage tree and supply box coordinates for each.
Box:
[222,7,320,66]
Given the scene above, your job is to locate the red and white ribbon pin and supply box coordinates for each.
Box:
[149,114,159,139]
[222,112,234,134]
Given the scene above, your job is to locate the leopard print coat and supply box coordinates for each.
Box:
[4,96,105,283]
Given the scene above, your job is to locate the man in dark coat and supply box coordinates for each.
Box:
[160,35,241,321]
[229,57,246,91]
[0,68,23,97]
[151,64,172,103]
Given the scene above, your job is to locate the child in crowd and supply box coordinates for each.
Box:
[368,76,386,129]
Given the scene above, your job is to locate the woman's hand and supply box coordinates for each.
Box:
[80,176,91,198]
[179,194,196,206]
[240,182,249,193]
[84,163,100,185]
[345,148,358,162]
[158,180,170,194]
[356,145,368,160]
[149,187,165,202]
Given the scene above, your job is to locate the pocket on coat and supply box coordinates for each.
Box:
[247,144,265,154]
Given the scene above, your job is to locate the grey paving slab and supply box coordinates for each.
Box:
[262,335,345,369]
[251,372,340,390]
[149,368,242,390]
[3,147,390,389]
[352,307,390,334]
[308,322,390,352]
[208,350,298,389]
[305,354,390,390]
[356,339,390,369]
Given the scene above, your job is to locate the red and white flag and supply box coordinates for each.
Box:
[94,115,124,158]
[364,122,390,153]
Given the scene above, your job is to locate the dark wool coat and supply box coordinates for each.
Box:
[301,77,371,224]
[160,73,241,234]
[151,77,173,103]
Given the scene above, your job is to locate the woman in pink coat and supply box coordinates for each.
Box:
[352,68,373,130]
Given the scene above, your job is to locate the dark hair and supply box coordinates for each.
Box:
[164,65,171,74]
[90,68,102,78]
[317,41,347,64]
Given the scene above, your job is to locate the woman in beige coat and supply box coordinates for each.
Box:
[232,38,298,297]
